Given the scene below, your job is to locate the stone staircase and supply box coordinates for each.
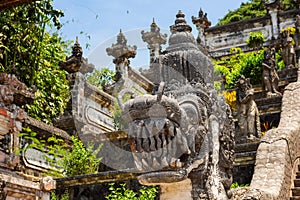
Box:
[232,68,298,186]
[252,68,298,129]
[291,165,300,200]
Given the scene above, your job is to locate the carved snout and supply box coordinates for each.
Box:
[122,94,191,172]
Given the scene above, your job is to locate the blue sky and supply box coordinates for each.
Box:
[53,0,247,69]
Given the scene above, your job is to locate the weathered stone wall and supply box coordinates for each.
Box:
[242,73,300,199]
[205,9,300,58]
[205,16,272,58]
[0,108,58,200]
[69,72,115,135]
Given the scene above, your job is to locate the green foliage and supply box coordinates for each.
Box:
[246,31,265,49]
[218,0,296,25]
[19,128,102,177]
[218,0,266,25]
[86,68,115,89]
[214,81,222,91]
[239,49,265,85]
[0,0,70,124]
[281,0,298,10]
[276,51,285,71]
[51,191,69,200]
[105,183,157,200]
[111,101,125,131]
[18,127,68,177]
[214,48,244,89]
[25,33,70,124]
[60,136,102,176]
[230,182,249,189]
[0,0,64,84]
[214,48,265,89]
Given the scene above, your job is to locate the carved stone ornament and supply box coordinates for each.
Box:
[262,48,282,97]
[236,76,261,142]
[106,29,137,65]
[191,8,211,29]
[41,176,55,191]
[141,18,167,48]
[118,10,235,199]
[59,37,94,74]
[281,29,296,68]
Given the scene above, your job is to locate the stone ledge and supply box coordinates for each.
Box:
[0,173,41,190]
[24,117,71,140]
[55,170,140,188]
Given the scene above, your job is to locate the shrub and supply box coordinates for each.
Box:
[105,183,157,200]
[246,31,265,49]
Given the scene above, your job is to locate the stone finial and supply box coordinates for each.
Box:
[59,37,83,73]
[192,8,211,29]
[141,18,167,46]
[59,37,94,74]
[73,37,82,55]
[117,29,127,46]
[170,10,192,33]
[106,29,137,64]
[151,18,157,31]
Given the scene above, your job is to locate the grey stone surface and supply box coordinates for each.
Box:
[121,10,235,200]
[243,73,300,199]
[204,8,300,58]
[236,76,261,142]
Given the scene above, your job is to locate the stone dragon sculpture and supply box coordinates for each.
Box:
[119,79,234,199]
[114,10,235,199]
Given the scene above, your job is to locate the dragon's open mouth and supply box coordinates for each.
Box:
[128,118,190,171]
[123,94,191,172]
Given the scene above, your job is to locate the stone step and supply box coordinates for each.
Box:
[292,188,300,196]
[234,142,259,153]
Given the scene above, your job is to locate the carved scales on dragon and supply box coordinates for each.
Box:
[118,10,235,199]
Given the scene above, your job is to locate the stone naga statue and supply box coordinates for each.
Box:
[117,10,235,200]
[120,80,235,199]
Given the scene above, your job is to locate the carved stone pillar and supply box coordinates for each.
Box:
[106,29,137,82]
[56,38,95,135]
[141,19,167,66]
[192,8,211,53]
[266,0,281,39]
[141,19,167,84]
